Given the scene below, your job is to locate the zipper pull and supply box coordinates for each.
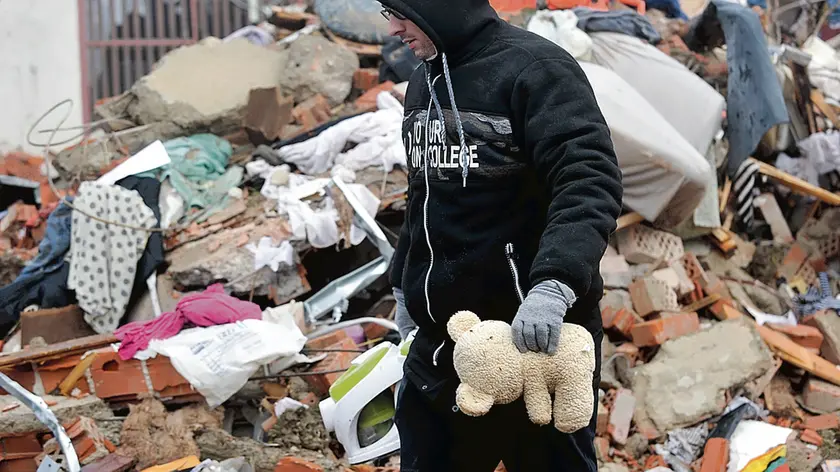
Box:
[505,243,525,304]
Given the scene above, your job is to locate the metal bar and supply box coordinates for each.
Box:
[199,0,208,37]
[213,0,222,38]
[110,0,124,95]
[78,0,92,123]
[121,0,132,92]
[190,0,200,40]
[156,0,164,62]
[222,0,231,37]
[132,0,142,81]
[87,38,194,47]
[0,373,81,472]
[167,0,177,43]
[179,0,189,39]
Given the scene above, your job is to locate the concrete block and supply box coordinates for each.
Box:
[608,388,635,446]
[804,310,840,364]
[630,312,700,347]
[631,318,774,434]
[802,378,840,413]
[601,255,633,289]
[20,305,97,346]
[629,277,679,317]
[616,226,685,264]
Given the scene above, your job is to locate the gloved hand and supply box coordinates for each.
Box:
[393,287,417,341]
[511,280,576,355]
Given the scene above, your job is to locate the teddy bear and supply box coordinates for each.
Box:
[447,310,596,433]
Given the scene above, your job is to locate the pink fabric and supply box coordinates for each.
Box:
[115,283,262,360]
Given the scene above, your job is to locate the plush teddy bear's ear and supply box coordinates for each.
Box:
[447,310,481,342]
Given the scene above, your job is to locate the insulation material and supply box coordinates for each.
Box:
[579,62,713,228]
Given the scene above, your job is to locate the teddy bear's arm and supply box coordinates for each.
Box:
[456,383,495,416]
[523,373,552,425]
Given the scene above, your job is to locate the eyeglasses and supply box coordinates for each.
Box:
[380,7,407,21]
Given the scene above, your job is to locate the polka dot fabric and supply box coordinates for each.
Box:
[67,182,156,333]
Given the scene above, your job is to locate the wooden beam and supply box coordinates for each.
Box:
[750,158,840,206]
[616,212,645,231]
[811,89,840,129]
[758,324,840,386]
[719,177,732,214]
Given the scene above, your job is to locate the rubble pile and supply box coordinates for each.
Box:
[1,0,840,471]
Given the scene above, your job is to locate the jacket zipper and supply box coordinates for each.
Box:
[505,243,525,304]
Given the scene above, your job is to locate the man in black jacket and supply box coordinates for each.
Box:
[381,0,623,470]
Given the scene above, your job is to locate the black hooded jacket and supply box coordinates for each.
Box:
[382,0,624,398]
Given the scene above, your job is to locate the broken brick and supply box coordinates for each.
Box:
[615,342,640,364]
[707,299,742,321]
[629,277,679,317]
[616,225,685,264]
[608,388,635,446]
[631,312,700,347]
[38,417,111,465]
[601,255,633,289]
[304,337,359,396]
[800,429,823,446]
[0,152,45,182]
[80,454,137,472]
[803,413,839,431]
[645,455,668,470]
[353,68,380,92]
[243,87,294,144]
[803,378,840,412]
[699,438,729,472]
[601,306,636,336]
[777,242,809,282]
[767,323,824,351]
[274,457,324,472]
[298,392,319,408]
[354,81,395,112]
[20,305,97,346]
[305,329,350,351]
[292,94,332,131]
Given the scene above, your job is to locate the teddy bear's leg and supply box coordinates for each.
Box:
[456,383,495,417]
[523,373,552,426]
[553,361,595,433]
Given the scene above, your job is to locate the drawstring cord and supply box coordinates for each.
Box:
[441,53,471,187]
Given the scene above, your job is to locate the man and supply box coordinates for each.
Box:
[382,0,623,470]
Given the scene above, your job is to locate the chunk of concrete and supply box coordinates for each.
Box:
[0,395,114,435]
[805,310,840,365]
[277,35,359,106]
[631,318,774,435]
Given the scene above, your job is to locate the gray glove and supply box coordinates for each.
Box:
[511,280,577,355]
[393,287,417,340]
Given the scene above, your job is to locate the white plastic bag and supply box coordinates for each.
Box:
[148,318,307,407]
[527,10,593,61]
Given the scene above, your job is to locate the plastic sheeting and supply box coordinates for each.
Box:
[527,10,593,61]
[579,61,713,227]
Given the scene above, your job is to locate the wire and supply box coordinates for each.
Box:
[249,368,349,381]
[26,98,179,234]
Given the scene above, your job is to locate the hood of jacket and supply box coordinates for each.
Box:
[379,0,499,63]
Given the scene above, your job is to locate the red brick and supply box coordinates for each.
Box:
[631,312,700,347]
[800,429,823,446]
[803,310,840,364]
[700,438,729,472]
[304,337,359,396]
[645,455,668,470]
[778,242,809,281]
[708,299,741,321]
[804,413,839,431]
[353,68,380,92]
[306,329,350,351]
[608,388,635,446]
[0,457,39,472]
[1,152,45,182]
[292,94,331,131]
[80,454,137,472]
[601,307,636,336]
[616,225,685,264]
[593,436,610,461]
[354,81,395,112]
[629,277,679,317]
[767,323,824,351]
[275,457,324,472]
[298,392,319,408]
[802,378,840,412]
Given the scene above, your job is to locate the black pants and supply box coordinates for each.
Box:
[395,333,602,472]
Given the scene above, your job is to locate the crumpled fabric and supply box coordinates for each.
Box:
[67,182,156,333]
[276,92,406,175]
[804,36,840,105]
[574,8,661,45]
[115,283,263,360]
[654,424,709,472]
[246,237,294,271]
[685,0,788,177]
[797,131,840,175]
[775,153,821,188]
[0,201,75,331]
[142,134,242,210]
[527,10,593,61]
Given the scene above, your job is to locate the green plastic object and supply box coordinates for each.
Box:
[358,391,396,429]
[329,345,390,402]
[400,339,412,356]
